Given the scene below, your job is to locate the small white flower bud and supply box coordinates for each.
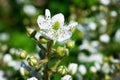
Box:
[88,22,97,30]
[3,54,12,63]
[78,65,86,75]
[102,63,110,74]
[90,66,97,73]
[100,0,110,5]
[99,34,110,43]
[110,11,117,17]
[61,75,72,80]
[27,77,38,80]
[115,29,120,43]
[68,63,78,75]
[23,5,37,16]
[9,48,17,55]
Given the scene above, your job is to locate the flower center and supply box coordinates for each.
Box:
[53,21,60,30]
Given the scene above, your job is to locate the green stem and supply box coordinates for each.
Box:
[43,56,50,80]
[37,41,47,52]
[51,58,62,73]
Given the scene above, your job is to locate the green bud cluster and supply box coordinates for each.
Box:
[28,56,38,66]
[57,65,68,75]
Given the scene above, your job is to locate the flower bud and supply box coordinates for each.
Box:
[68,63,78,75]
[78,65,86,75]
[105,75,112,80]
[28,56,38,66]
[66,40,75,49]
[39,37,48,44]
[61,75,72,80]
[56,46,65,57]
[3,54,12,63]
[102,62,110,74]
[90,66,97,73]
[20,67,29,76]
[19,50,27,59]
[26,27,36,38]
[65,49,69,56]
[27,77,38,80]
[58,65,68,75]
[103,56,109,62]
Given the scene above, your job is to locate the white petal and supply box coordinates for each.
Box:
[35,32,42,40]
[41,29,55,40]
[67,22,78,30]
[45,9,51,20]
[52,13,64,26]
[57,29,71,42]
[37,16,45,28]
[37,15,52,29]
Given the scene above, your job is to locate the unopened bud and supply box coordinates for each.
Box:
[56,46,65,57]
[28,56,38,66]
[68,63,78,75]
[61,75,72,80]
[20,67,29,76]
[66,40,75,49]
[103,56,109,62]
[26,27,36,38]
[58,65,68,75]
[109,56,114,62]
[19,50,27,59]
[65,49,69,56]
[90,66,97,73]
[27,77,38,80]
[39,37,48,44]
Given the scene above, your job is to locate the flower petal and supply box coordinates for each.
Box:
[57,29,72,42]
[40,29,55,40]
[37,15,45,28]
[45,9,51,20]
[37,15,52,29]
[35,32,42,40]
[52,13,64,26]
[66,22,78,30]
